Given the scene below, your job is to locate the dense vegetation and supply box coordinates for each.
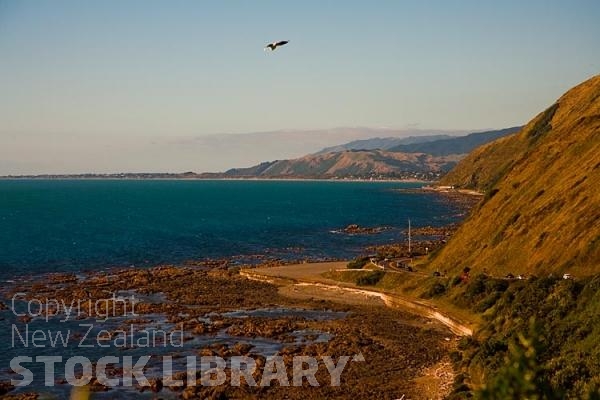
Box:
[356,270,386,286]
[439,273,600,399]
[420,75,600,398]
[347,257,370,269]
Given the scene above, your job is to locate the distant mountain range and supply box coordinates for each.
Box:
[222,150,463,180]
[314,134,453,154]
[220,127,522,180]
[387,127,521,155]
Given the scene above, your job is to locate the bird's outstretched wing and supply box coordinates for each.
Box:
[264,40,288,52]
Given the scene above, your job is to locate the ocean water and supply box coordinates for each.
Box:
[0,180,463,279]
[0,179,465,397]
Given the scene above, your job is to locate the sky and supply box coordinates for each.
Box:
[1,0,599,174]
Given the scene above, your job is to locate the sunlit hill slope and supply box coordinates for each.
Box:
[431,75,600,277]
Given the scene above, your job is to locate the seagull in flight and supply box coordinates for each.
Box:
[264,40,289,51]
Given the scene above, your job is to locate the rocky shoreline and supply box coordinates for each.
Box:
[1,265,456,399]
[0,185,479,399]
[331,224,392,235]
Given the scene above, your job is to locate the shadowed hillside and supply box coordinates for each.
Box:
[431,75,600,277]
[315,134,453,154]
[388,127,521,156]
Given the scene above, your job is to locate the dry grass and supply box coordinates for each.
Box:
[432,75,600,277]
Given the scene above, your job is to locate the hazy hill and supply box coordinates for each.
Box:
[315,134,453,154]
[315,128,520,155]
[430,75,600,276]
[224,150,463,180]
[388,127,521,156]
[223,128,519,180]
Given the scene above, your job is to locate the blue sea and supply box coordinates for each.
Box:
[0,179,466,397]
[0,180,464,280]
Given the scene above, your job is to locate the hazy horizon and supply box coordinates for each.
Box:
[1,126,475,175]
[1,1,599,174]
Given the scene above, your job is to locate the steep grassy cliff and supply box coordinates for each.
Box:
[432,75,600,277]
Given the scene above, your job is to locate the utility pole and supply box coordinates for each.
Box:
[408,218,412,257]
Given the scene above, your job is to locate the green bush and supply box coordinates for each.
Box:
[465,274,488,300]
[427,282,447,298]
[458,336,477,351]
[485,278,509,293]
[477,321,561,400]
[474,292,502,313]
[347,257,370,269]
[463,274,600,399]
[451,275,463,287]
[455,274,514,310]
[356,270,385,286]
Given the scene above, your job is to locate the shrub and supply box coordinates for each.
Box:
[356,270,385,286]
[485,278,509,293]
[465,274,600,399]
[465,274,488,300]
[427,282,447,298]
[474,292,502,313]
[347,257,369,269]
[457,336,477,351]
[477,321,562,399]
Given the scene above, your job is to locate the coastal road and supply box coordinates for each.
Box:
[240,262,474,337]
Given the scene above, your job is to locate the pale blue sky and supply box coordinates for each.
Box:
[1,0,599,173]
